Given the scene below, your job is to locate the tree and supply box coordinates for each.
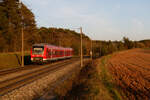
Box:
[0,0,37,52]
[123,37,134,49]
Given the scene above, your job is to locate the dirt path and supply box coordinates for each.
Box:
[107,49,150,100]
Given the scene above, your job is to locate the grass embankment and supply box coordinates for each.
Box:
[98,56,123,100]
[54,61,101,100]
[54,56,124,100]
[0,51,30,69]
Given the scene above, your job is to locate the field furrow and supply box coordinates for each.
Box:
[107,49,150,100]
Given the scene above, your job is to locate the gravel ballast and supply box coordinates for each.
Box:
[0,59,89,100]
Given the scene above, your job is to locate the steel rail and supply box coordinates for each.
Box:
[0,66,38,76]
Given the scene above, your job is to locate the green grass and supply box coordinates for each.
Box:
[143,48,150,50]
[99,55,123,100]
[0,51,30,69]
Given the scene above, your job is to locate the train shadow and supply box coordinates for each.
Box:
[19,55,32,65]
[24,55,32,65]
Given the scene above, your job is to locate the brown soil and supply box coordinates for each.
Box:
[107,49,150,100]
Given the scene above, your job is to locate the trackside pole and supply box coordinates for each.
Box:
[80,27,83,67]
[19,0,24,67]
[21,27,24,67]
[90,39,93,60]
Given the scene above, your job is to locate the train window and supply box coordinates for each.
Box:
[56,51,59,55]
[67,51,69,55]
[54,51,56,55]
[55,51,56,55]
[59,51,60,55]
[61,51,63,55]
[57,51,58,55]
[47,49,49,56]
[60,51,61,55]
[32,46,44,55]
[53,51,55,55]
[56,51,58,55]
[48,49,52,56]
[58,51,59,55]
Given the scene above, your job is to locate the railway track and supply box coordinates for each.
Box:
[0,58,79,96]
[0,58,76,76]
[0,65,38,76]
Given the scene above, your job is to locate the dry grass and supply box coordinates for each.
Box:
[97,56,124,100]
[0,51,30,69]
[53,61,99,100]
[53,56,125,100]
[54,61,105,100]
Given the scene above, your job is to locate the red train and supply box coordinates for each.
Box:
[31,43,73,62]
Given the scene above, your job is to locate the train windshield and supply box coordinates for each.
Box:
[32,46,44,55]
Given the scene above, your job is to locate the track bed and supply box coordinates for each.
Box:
[0,58,79,96]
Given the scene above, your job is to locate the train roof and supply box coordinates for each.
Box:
[32,43,73,50]
[33,43,48,46]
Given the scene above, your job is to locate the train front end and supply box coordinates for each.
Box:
[31,44,46,63]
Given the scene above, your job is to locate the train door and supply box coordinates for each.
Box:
[52,49,55,59]
[50,49,52,60]
[46,48,49,59]
[47,48,52,60]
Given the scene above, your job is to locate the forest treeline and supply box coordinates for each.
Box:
[93,37,150,57]
[0,0,91,55]
[0,0,150,56]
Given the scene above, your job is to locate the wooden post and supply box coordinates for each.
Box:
[90,39,93,60]
[80,27,83,67]
[21,26,24,67]
[19,0,24,67]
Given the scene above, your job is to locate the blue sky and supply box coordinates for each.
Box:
[22,0,150,41]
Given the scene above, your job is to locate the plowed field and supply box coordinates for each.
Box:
[107,49,150,100]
